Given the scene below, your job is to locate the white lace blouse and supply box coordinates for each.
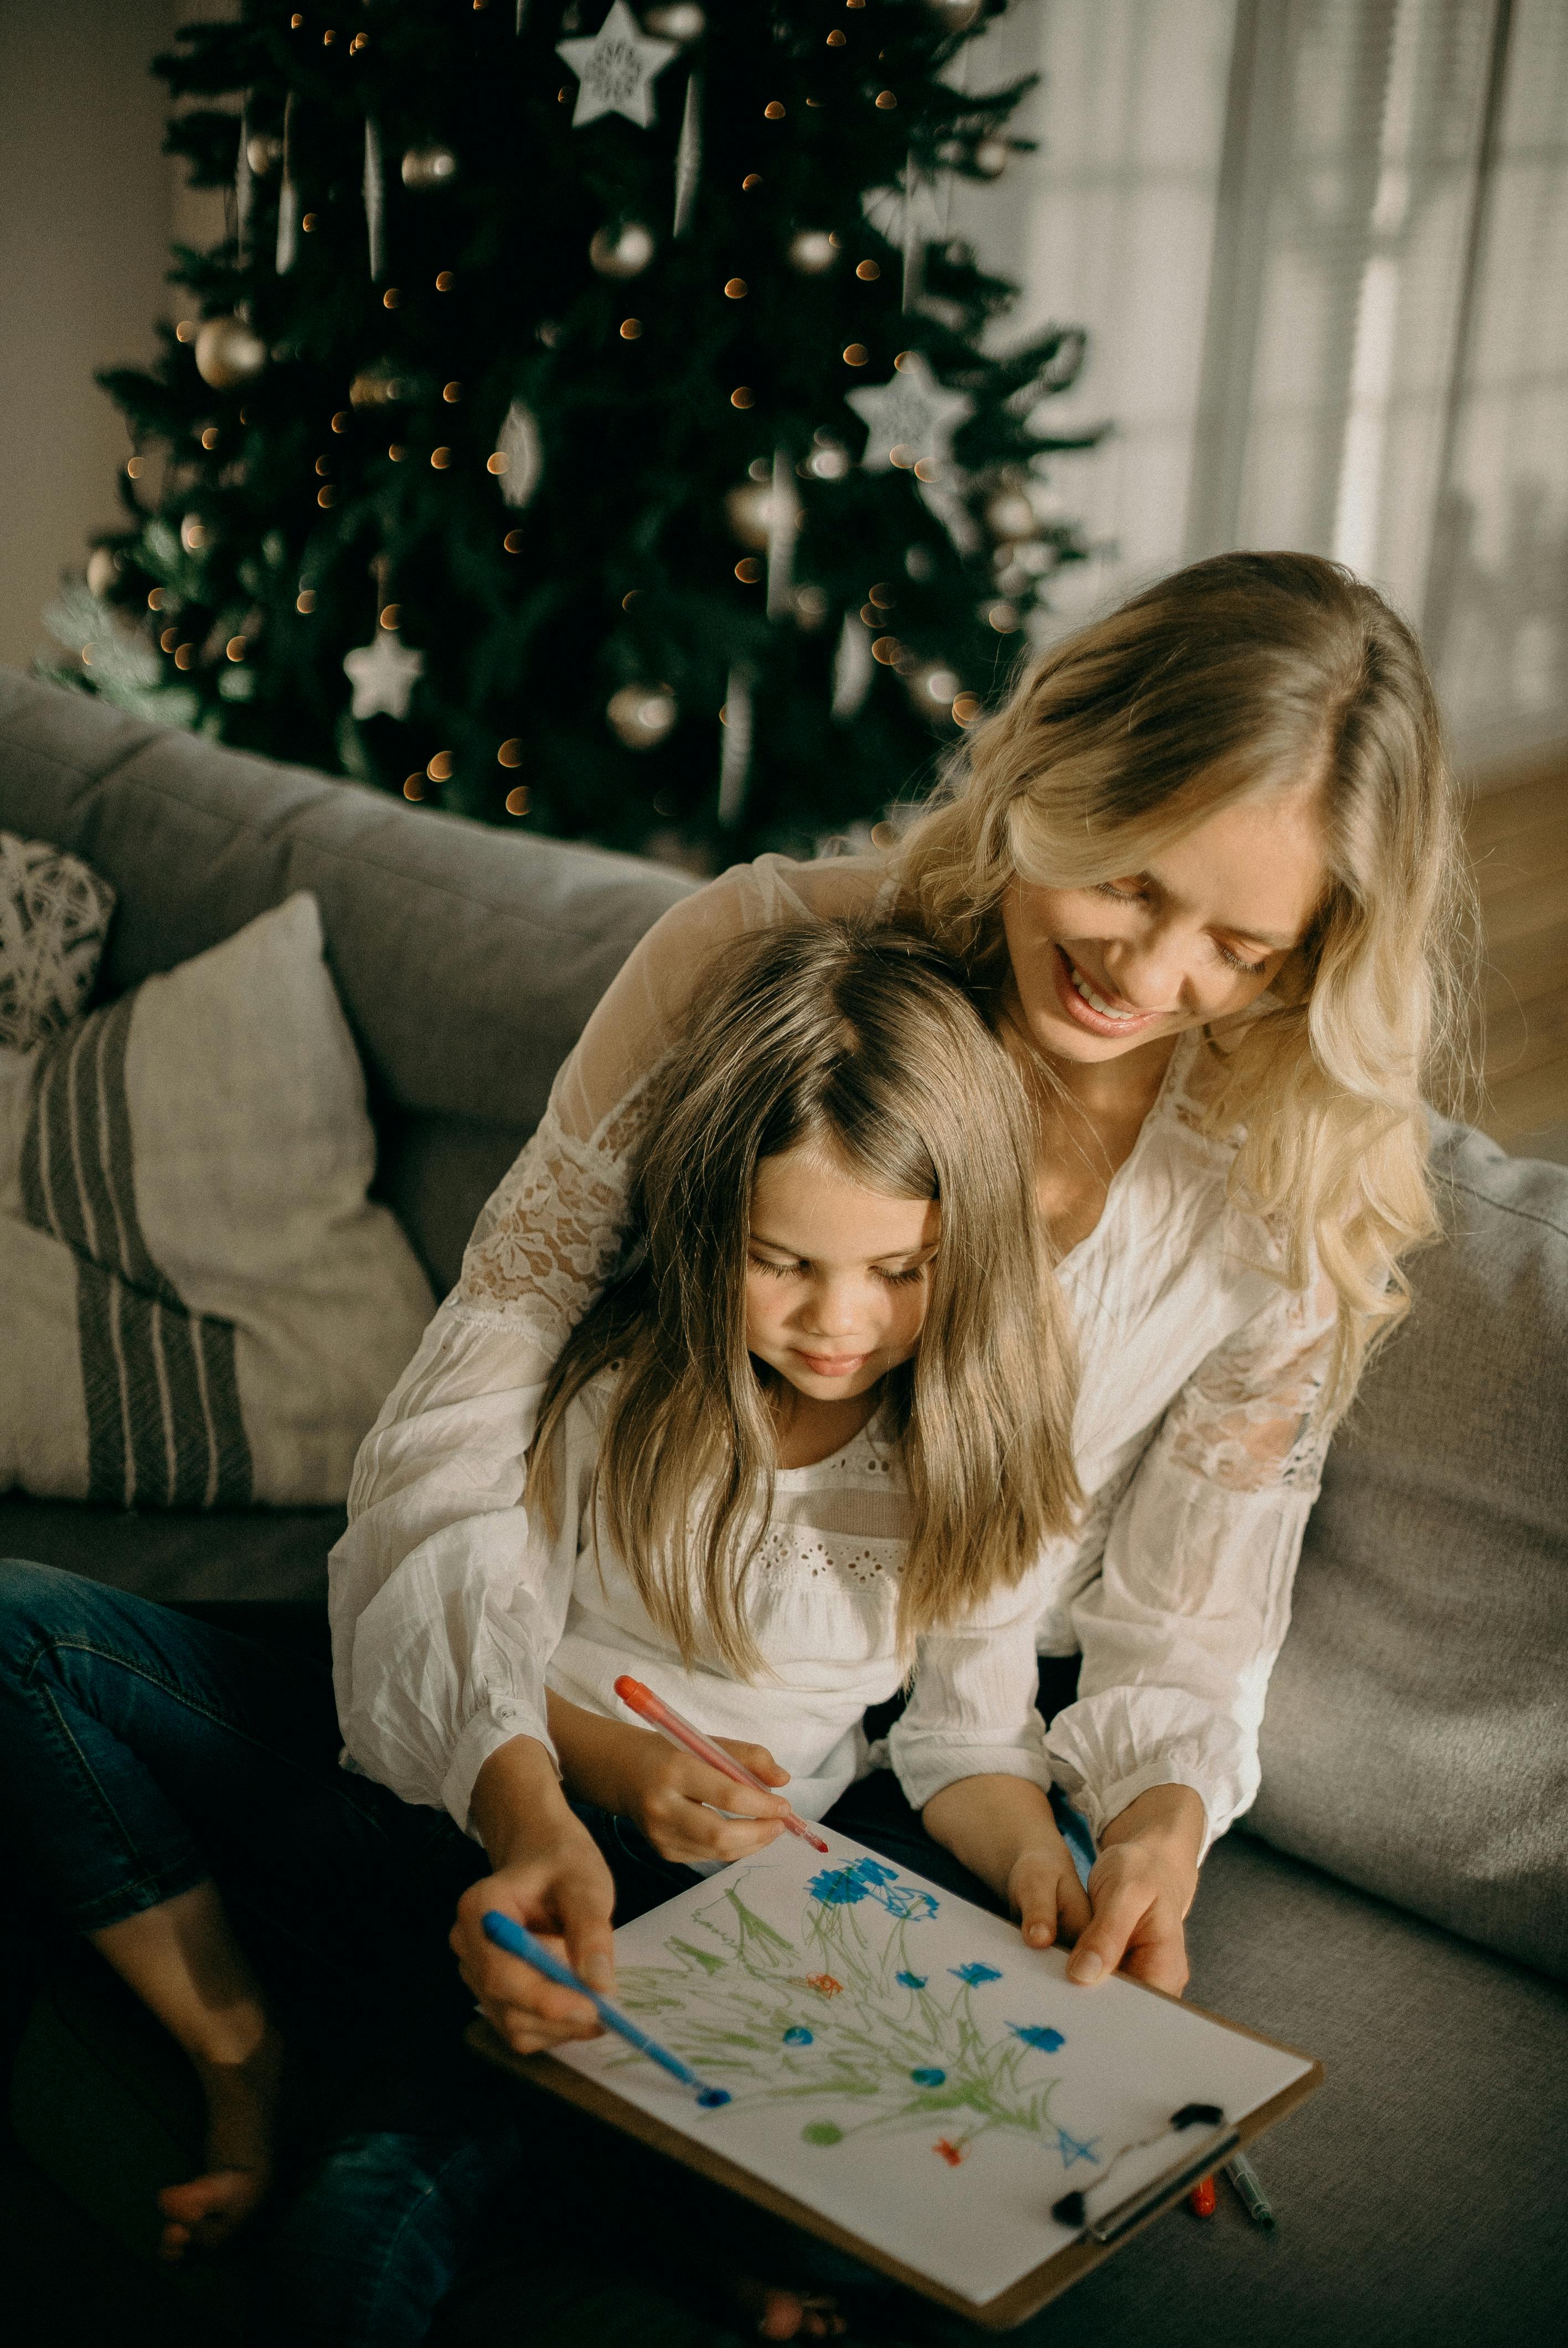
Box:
[331,852,1338,1858]
[349,1368,1055,1827]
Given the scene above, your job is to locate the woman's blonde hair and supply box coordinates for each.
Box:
[531,920,1081,1679]
[894,550,1477,1408]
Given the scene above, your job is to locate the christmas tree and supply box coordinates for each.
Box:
[79,0,1094,864]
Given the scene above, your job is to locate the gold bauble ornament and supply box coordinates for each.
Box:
[607,684,678,750]
[194,315,267,390]
[787,230,837,275]
[644,4,705,38]
[401,145,458,190]
[908,661,962,715]
[589,221,656,279]
[179,513,210,554]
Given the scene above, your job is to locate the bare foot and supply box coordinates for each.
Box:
[737,2280,848,2340]
[156,2026,283,2263]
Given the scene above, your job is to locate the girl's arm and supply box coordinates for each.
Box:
[545,1688,795,1866]
[329,852,883,1825]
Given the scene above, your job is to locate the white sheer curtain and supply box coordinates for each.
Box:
[957,0,1568,774]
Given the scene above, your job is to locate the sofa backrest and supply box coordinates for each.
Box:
[0,672,694,1290]
[1249,1118,1568,1979]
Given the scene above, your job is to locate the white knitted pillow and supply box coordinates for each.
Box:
[0,892,433,1507]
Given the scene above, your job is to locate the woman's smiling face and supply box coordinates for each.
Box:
[1000,781,1330,1065]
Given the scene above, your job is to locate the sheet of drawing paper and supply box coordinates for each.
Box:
[553,1826,1312,2307]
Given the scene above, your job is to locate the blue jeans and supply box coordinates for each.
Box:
[0,1558,1092,2344]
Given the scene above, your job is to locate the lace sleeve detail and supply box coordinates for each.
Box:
[1167,1270,1340,1494]
[453,1082,654,1342]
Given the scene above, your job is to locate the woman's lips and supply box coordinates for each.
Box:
[793,1349,870,1377]
[1051,946,1164,1038]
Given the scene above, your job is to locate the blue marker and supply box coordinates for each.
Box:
[481,1911,731,2108]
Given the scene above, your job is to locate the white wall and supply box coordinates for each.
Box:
[0,0,225,671]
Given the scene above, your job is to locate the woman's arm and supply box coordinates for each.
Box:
[1042,1276,1341,1969]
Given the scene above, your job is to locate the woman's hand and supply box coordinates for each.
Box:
[1064,1784,1206,1997]
[451,1735,618,2057]
[546,1688,793,1866]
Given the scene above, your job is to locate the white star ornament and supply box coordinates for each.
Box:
[844,352,974,475]
[343,629,424,722]
[557,2,678,131]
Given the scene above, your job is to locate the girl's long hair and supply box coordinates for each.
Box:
[530,919,1081,1679]
[894,550,1478,1410]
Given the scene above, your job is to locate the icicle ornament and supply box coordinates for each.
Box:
[673,72,702,236]
[276,93,300,275]
[831,616,873,722]
[718,667,753,827]
[492,402,543,508]
[236,103,254,265]
[765,448,799,622]
[363,120,386,281]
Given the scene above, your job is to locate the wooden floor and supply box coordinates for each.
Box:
[1467,754,1568,1162]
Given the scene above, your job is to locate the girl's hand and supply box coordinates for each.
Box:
[452,1736,618,2057]
[1007,1839,1092,1953]
[546,1689,793,1866]
[1063,1784,1206,1998]
[611,1723,794,1865]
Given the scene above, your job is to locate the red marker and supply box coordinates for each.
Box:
[1189,2175,1218,2218]
[613,1675,830,1853]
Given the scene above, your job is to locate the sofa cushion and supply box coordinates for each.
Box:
[1249,1120,1568,1978]
[0,830,116,1053]
[1,894,432,1510]
[0,673,695,1290]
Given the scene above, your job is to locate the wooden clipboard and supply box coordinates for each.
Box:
[468,1987,1321,2331]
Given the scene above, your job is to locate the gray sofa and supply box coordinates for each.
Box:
[1,670,1564,2347]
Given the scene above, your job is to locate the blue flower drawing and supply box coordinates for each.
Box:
[950,1961,1003,1987]
[896,1970,927,1990]
[783,2026,814,2046]
[808,1856,938,1922]
[1009,2023,1065,2053]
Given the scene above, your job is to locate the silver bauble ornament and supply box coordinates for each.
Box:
[401,144,458,190]
[194,315,267,390]
[973,138,1010,178]
[908,661,962,714]
[724,482,779,550]
[984,488,1036,540]
[644,3,705,37]
[923,0,982,28]
[607,684,678,750]
[85,547,121,599]
[787,230,837,275]
[246,132,283,175]
[589,220,656,279]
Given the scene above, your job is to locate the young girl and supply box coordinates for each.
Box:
[348,916,1098,2082]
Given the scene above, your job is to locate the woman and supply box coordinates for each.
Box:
[338,550,1472,2073]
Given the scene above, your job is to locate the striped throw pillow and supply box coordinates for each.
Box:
[0,892,434,1508]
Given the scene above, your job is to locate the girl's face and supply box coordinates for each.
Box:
[1000,781,1329,1066]
[745,1144,938,1402]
